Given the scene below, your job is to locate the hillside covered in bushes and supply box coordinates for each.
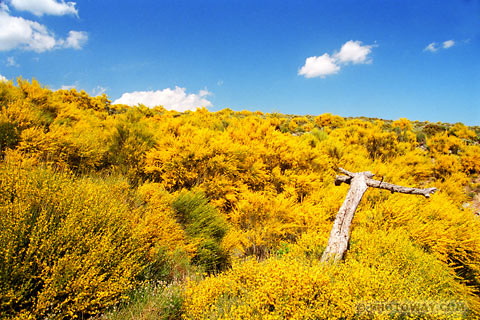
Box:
[1,79,480,319]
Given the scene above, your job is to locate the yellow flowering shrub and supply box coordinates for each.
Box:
[314,113,345,129]
[0,159,147,319]
[135,182,188,256]
[106,107,156,185]
[428,132,465,155]
[1,79,480,319]
[184,229,477,319]
[227,191,301,258]
[460,145,480,174]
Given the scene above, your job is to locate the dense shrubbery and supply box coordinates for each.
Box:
[0,158,145,318]
[172,191,229,273]
[1,78,479,319]
[184,230,474,319]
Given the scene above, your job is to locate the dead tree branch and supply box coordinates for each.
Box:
[321,168,437,263]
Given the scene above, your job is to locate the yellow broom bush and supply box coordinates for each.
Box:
[183,229,478,319]
[0,158,146,319]
[1,79,480,319]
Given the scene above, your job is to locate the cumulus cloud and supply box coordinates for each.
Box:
[9,0,78,16]
[0,8,56,52]
[61,30,88,49]
[298,54,340,78]
[298,40,374,79]
[443,40,455,49]
[0,6,87,52]
[113,87,213,112]
[0,74,7,82]
[334,40,373,64]
[424,40,455,52]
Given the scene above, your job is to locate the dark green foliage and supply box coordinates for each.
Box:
[393,126,409,142]
[138,248,190,284]
[424,123,446,136]
[0,121,20,154]
[101,283,184,320]
[172,191,229,273]
[416,131,426,145]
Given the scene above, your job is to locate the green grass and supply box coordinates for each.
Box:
[98,282,184,320]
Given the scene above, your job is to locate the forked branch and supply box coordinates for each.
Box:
[334,169,437,198]
[321,168,437,263]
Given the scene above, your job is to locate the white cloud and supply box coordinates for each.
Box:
[424,40,455,53]
[92,85,107,96]
[334,40,373,64]
[424,42,438,52]
[0,74,7,82]
[6,56,19,66]
[9,0,78,17]
[299,40,374,79]
[298,54,340,78]
[113,87,213,112]
[0,7,87,52]
[60,84,76,90]
[0,2,9,12]
[62,30,87,49]
[0,9,56,52]
[29,25,57,51]
[443,40,455,49]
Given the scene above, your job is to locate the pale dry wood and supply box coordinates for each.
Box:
[320,172,369,263]
[320,168,437,263]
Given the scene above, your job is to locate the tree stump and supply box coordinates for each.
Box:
[320,168,437,263]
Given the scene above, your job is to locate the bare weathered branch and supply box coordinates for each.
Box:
[321,169,438,263]
[338,167,356,177]
[338,167,375,179]
[366,180,437,198]
[321,172,369,263]
[335,170,437,198]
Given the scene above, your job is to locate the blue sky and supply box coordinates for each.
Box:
[0,0,479,124]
